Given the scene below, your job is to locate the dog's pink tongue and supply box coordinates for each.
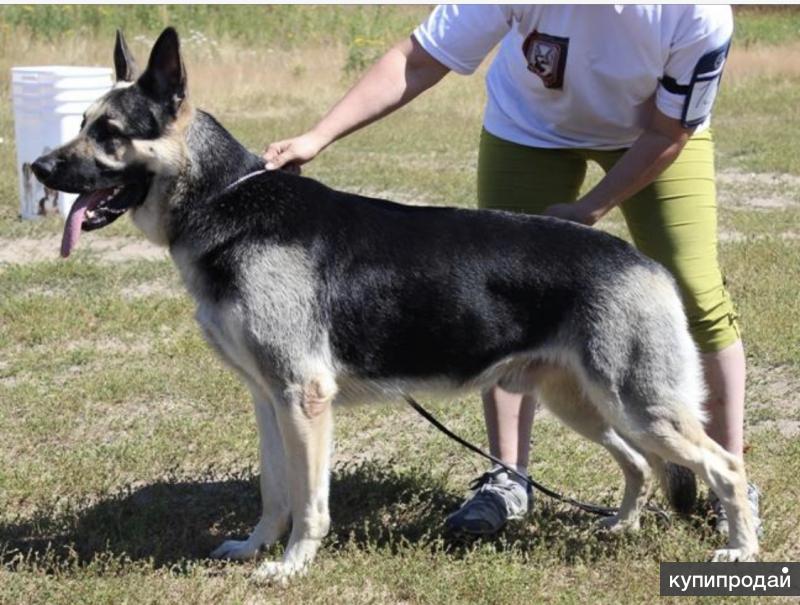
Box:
[60,191,105,258]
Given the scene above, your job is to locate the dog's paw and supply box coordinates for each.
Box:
[711,547,757,562]
[250,560,307,586]
[210,538,262,561]
[597,514,640,534]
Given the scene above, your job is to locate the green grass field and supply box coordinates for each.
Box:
[1,6,799,604]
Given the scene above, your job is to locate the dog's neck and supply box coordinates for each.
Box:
[181,110,265,205]
[134,109,265,248]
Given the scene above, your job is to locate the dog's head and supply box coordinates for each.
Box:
[31,27,192,256]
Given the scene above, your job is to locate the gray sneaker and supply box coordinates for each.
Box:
[445,468,531,536]
[710,483,763,538]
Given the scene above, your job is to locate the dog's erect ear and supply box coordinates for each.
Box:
[138,27,187,113]
[114,29,139,82]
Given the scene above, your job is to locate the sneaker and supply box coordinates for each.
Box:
[445,467,531,536]
[710,483,763,538]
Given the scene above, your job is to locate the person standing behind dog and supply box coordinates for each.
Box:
[264,4,759,537]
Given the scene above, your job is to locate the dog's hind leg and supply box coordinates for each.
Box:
[253,376,335,583]
[614,401,758,561]
[211,389,290,561]
[537,370,651,533]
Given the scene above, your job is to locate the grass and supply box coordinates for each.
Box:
[731,6,800,48]
[1,7,800,604]
[715,75,800,174]
[1,5,798,48]
[0,5,427,48]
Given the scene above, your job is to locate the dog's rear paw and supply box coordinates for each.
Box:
[251,560,307,586]
[211,539,261,561]
[711,547,757,562]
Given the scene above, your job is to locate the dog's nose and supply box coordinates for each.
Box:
[31,156,57,182]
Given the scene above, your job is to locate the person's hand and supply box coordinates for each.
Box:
[263,131,328,172]
[543,202,600,226]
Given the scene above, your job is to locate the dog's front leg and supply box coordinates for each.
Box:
[252,379,334,583]
[212,393,290,560]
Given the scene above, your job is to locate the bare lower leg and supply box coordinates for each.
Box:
[482,385,536,469]
[702,339,746,459]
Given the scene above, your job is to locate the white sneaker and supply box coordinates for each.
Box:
[444,468,531,536]
[710,483,763,538]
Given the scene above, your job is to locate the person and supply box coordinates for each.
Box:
[264,5,760,537]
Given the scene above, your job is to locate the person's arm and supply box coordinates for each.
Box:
[264,36,450,170]
[543,107,695,225]
[547,5,732,226]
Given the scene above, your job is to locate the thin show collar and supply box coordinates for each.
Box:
[195,168,270,208]
[218,168,269,198]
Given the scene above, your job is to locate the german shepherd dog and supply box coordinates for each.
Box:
[32,28,758,580]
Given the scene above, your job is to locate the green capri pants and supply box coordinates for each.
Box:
[477,128,740,353]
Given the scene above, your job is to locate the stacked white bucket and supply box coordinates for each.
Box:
[11,66,113,219]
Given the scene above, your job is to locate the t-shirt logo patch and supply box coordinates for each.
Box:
[522,31,569,89]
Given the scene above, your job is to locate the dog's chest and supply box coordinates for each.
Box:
[170,242,329,386]
[195,299,264,383]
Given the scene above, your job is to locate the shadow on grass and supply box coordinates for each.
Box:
[0,460,689,572]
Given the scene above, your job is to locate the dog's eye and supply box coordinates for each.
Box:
[106,121,124,137]
[93,118,125,141]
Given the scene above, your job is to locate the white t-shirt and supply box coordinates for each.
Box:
[413,5,733,149]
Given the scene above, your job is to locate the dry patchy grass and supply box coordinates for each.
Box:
[726,42,800,84]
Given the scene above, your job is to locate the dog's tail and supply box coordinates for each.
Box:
[656,462,697,515]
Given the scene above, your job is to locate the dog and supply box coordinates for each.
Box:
[31,28,759,581]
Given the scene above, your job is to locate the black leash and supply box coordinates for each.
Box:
[404,393,670,520]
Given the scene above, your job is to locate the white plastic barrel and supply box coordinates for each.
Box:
[11,66,113,219]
